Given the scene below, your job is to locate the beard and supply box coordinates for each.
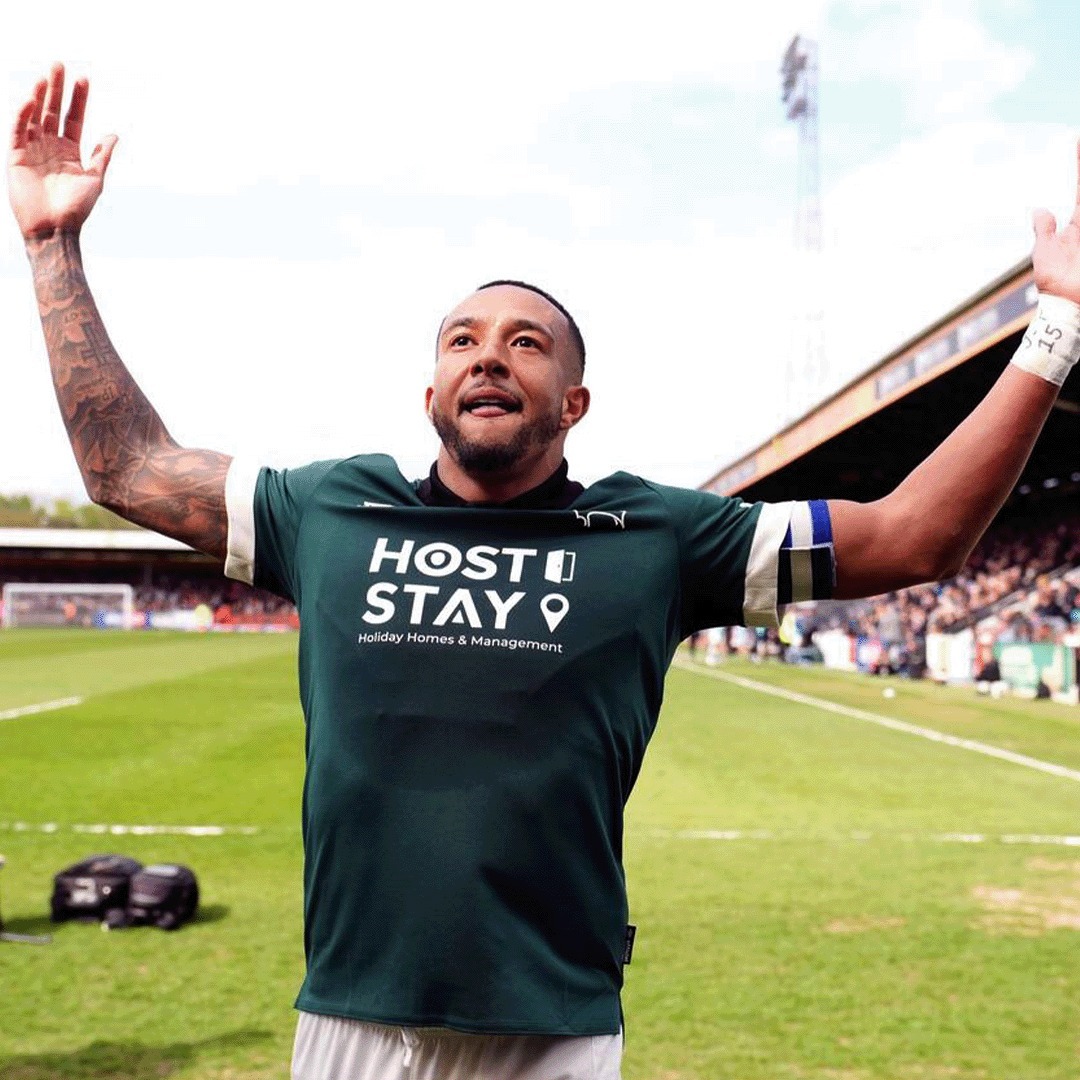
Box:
[431,402,563,475]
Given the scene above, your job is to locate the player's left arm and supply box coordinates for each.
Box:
[829,142,1080,600]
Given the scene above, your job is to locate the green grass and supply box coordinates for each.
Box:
[2,634,1080,1078]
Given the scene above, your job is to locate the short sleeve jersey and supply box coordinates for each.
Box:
[224,454,834,1036]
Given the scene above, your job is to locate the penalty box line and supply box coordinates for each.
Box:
[673,659,1080,785]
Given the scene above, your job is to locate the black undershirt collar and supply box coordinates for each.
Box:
[416,460,584,510]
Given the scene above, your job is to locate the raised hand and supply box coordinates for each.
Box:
[8,63,117,240]
[1032,140,1080,305]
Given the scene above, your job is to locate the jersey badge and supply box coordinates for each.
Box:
[573,510,627,530]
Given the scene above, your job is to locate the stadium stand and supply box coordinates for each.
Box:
[702,257,1080,699]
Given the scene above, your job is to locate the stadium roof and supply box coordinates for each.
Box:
[0,527,193,552]
[702,257,1080,512]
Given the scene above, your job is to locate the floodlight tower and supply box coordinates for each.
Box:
[782,35,821,253]
[780,34,825,417]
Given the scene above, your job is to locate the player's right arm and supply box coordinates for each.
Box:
[8,64,230,559]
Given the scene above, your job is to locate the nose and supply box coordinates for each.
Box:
[471,340,510,377]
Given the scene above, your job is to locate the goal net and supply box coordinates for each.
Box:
[1,583,135,630]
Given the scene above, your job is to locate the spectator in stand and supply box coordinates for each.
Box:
[877,597,904,671]
[902,632,927,679]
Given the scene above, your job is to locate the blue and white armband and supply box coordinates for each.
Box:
[778,499,835,606]
[1011,293,1080,387]
[743,499,835,628]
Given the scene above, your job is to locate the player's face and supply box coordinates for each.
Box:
[427,286,588,474]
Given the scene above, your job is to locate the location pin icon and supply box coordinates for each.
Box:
[540,594,570,633]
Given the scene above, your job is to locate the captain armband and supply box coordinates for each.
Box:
[1010,293,1080,387]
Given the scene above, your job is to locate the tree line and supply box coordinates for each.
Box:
[0,493,138,529]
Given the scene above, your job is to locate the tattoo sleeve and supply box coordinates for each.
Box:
[27,232,231,560]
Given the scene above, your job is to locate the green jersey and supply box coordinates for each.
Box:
[223,454,833,1035]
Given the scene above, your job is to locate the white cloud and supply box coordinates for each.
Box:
[820,120,1075,385]
[1,0,832,197]
[830,0,1033,123]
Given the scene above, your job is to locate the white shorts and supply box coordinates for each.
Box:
[291,1011,623,1080]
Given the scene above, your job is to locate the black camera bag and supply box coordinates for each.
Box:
[122,864,199,930]
[51,854,143,922]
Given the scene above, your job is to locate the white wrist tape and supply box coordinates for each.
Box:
[1011,293,1080,387]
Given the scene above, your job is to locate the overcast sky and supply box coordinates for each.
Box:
[0,0,1076,498]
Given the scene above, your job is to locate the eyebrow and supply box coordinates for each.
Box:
[441,316,555,341]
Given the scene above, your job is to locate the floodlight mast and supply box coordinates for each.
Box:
[780,34,826,419]
[781,35,821,254]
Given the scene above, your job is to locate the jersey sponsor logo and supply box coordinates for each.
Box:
[359,537,575,642]
[363,583,526,630]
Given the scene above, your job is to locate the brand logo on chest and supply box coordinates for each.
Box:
[359,537,574,635]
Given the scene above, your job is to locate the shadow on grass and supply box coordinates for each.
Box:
[0,913,55,936]
[192,902,230,924]
[0,903,229,936]
[0,1029,272,1080]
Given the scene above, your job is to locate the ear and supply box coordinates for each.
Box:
[424,385,435,422]
[559,385,590,431]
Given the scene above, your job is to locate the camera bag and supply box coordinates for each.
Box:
[51,854,143,922]
[122,863,199,930]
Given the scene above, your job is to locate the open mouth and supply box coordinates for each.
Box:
[461,389,522,418]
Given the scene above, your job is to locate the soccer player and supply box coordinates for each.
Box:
[9,65,1080,1080]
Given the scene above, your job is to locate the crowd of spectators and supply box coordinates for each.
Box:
[133,574,295,625]
[918,513,1080,634]
[690,510,1080,680]
[799,509,1080,675]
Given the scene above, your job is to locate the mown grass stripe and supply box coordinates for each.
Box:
[674,659,1080,784]
[0,696,83,722]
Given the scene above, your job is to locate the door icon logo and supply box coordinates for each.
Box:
[544,550,576,584]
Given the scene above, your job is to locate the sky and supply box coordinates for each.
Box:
[0,0,1077,499]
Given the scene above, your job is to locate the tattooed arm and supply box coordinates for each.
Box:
[27,232,230,557]
[9,65,230,559]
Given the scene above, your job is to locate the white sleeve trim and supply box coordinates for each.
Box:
[224,457,262,585]
[743,501,793,629]
[787,501,815,602]
[787,500,813,548]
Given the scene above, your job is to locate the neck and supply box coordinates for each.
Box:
[435,443,567,503]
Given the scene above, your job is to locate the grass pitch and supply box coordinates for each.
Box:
[1,632,1080,1079]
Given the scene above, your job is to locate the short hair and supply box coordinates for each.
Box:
[477,279,586,374]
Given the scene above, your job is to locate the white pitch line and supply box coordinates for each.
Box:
[673,660,1080,785]
[0,696,83,722]
[0,821,259,836]
[650,828,1080,846]
[1002,833,1080,846]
